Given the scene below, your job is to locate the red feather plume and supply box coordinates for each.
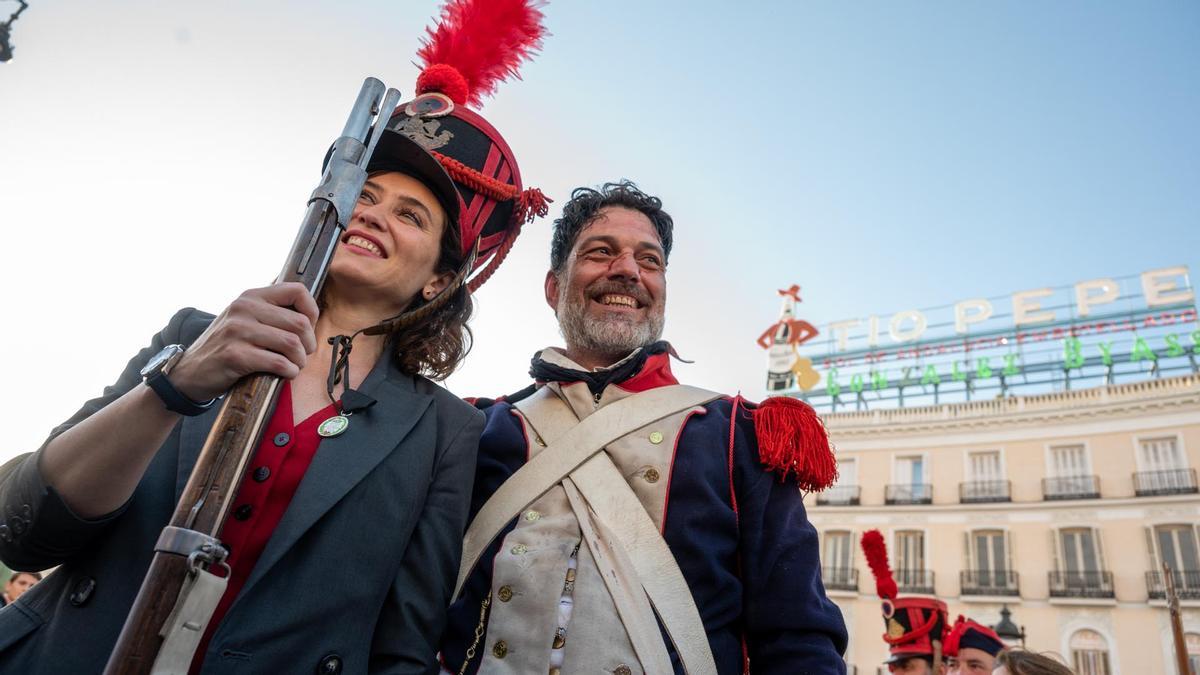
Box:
[417,0,548,107]
[861,530,898,600]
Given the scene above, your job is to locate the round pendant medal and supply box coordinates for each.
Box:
[317,415,349,438]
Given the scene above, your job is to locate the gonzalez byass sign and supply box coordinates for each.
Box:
[760,266,1198,408]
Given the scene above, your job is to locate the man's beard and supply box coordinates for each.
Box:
[557,279,664,363]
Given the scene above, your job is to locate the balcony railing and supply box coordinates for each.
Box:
[1042,475,1101,500]
[895,569,935,594]
[1048,571,1115,599]
[885,483,933,505]
[816,485,861,506]
[961,570,1020,596]
[821,566,859,591]
[1146,570,1200,600]
[959,480,1011,503]
[1133,469,1199,496]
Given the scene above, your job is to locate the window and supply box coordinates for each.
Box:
[1155,525,1200,572]
[889,455,931,503]
[894,530,928,590]
[968,450,1003,482]
[964,450,1008,501]
[896,455,925,485]
[1147,525,1200,599]
[1046,444,1098,498]
[1050,528,1112,597]
[1059,528,1102,576]
[1070,629,1111,675]
[1050,444,1090,477]
[968,530,1010,587]
[819,459,860,505]
[1140,436,1186,472]
[822,531,854,589]
[961,530,1016,595]
[838,458,858,486]
[896,530,925,571]
[823,531,853,571]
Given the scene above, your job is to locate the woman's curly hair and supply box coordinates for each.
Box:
[389,205,473,381]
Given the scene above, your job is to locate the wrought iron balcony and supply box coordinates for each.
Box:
[895,569,935,594]
[885,483,933,505]
[1048,571,1115,599]
[1146,570,1200,600]
[960,570,1020,596]
[1042,475,1101,500]
[1133,469,1199,496]
[821,566,859,592]
[959,480,1012,503]
[816,485,861,506]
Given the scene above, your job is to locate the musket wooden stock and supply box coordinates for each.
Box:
[104,374,281,674]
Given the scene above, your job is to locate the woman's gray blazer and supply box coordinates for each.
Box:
[0,308,484,674]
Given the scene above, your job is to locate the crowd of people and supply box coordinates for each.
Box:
[865,530,1083,675]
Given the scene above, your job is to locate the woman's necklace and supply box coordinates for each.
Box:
[319,332,377,437]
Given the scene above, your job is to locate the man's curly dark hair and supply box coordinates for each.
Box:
[550,180,674,274]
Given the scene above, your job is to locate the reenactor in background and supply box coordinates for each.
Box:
[944,615,1007,675]
[862,530,951,675]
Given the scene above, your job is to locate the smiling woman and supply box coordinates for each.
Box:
[0,1,551,673]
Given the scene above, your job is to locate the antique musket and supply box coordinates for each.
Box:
[104,77,402,675]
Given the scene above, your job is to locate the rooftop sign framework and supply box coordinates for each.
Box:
[759,266,1198,411]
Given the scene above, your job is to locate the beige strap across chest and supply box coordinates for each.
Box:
[457,384,721,675]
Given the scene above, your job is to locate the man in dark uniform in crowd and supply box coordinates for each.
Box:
[440,181,847,674]
[944,616,1007,675]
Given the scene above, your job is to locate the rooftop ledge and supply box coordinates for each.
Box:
[820,373,1200,435]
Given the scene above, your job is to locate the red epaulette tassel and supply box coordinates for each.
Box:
[752,397,837,492]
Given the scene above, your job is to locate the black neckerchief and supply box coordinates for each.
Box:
[527,341,671,397]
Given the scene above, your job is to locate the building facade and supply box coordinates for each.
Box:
[806,373,1200,674]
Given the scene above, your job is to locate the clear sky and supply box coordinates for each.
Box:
[1,0,1197,463]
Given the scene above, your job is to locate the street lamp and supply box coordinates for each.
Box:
[0,1,29,64]
[992,605,1027,647]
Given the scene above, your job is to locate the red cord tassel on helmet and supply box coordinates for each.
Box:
[752,396,837,492]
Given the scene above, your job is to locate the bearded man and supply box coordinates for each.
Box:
[439,181,847,674]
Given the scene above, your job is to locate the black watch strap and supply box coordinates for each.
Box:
[146,371,218,417]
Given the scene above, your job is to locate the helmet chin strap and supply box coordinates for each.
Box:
[324,240,480,409]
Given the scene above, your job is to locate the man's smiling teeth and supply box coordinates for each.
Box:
[346,235,382,256]
[599,294,637,308]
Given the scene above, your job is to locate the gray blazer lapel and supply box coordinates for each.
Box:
[235,357,432,601]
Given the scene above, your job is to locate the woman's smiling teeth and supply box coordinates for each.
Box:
[598,294,638,308]
[346,235,384,257]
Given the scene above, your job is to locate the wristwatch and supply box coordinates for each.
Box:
[140,344,218,416]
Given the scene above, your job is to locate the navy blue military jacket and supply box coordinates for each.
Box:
[441,344,848,674]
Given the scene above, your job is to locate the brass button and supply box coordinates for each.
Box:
[497,585,513,602]
[525,510,541,522]
[643,468,661,483]
[614,665,632,675]
[492,640,508,658]
[565,568,576,582]
[648,431,664,444]
[511,543,528,555]
[535,435,547,447]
